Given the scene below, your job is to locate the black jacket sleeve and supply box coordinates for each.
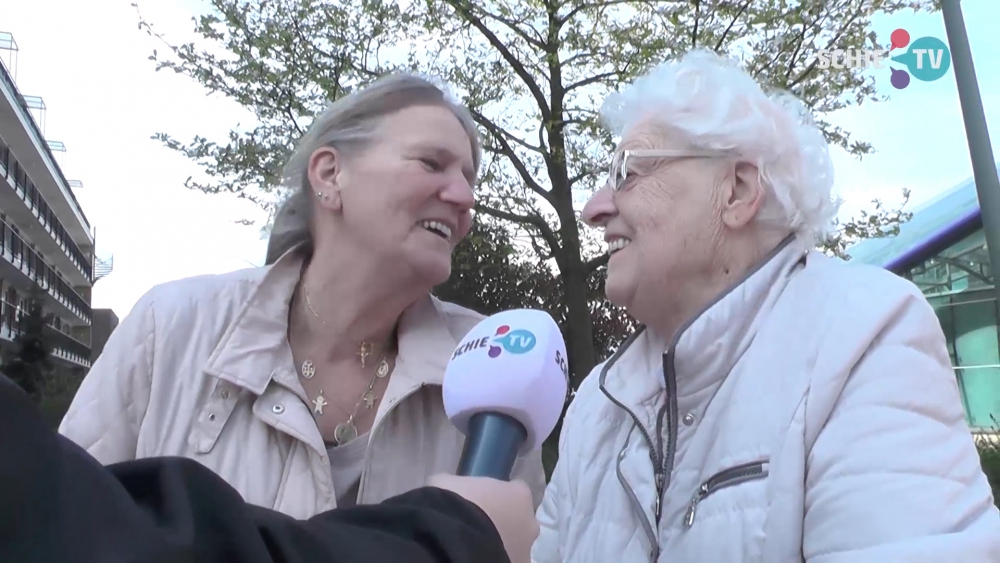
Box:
[0,374,510,563]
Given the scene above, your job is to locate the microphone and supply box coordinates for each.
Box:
[443,309,569,480]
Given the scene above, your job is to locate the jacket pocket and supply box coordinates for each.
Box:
[683,459,769,528]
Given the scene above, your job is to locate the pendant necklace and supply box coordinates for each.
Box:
[299,288,394,446]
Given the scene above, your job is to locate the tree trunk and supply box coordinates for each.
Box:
[562,256,596,388]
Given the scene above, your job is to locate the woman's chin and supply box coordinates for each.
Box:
[603,275,633,309]
[409,257,452,288]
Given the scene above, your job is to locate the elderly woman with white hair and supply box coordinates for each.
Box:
[532,50,1000,562]
[58,74,546,525]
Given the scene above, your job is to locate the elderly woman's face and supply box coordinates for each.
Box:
[311,105,476,284]
[582,118,753,313]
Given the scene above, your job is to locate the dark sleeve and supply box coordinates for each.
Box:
[0,373,510,563]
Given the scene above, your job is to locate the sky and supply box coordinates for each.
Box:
[0,0,997,320]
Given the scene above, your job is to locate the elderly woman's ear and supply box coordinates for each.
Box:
[721,161,764,230]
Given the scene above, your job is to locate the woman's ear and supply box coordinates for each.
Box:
[308,147,343,211]
[721,162,764,229]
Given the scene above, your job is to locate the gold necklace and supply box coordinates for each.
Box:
[299,287,394,445]
[303,354,390,445]
[305,290,379,367]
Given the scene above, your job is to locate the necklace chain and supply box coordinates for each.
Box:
[298,286,394,446]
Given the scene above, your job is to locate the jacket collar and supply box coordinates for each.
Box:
[601,235,807,415]
[203,245,460,398]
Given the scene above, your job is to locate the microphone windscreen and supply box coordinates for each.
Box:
[443,309,569,454]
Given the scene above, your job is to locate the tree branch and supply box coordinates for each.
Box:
[787,5,861,88]
[691,0,701,48]
[493,125,546,154]
[558,0,640,26]
[585,253,609,273]
[480,9,547,50]
[443,0,551,122]
[712,0,753,52]
[471,109,553,205]
[565,69,622,93]
[568,169,595,188]
[526,229,555,261]
[778,6,836,85]
[475,203,561,257]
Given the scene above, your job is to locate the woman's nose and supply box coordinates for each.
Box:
[582,184,618,227]
[440,175,475,211]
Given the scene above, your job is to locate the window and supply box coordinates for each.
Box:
[902,228,999,429]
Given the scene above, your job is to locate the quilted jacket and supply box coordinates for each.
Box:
[533,238,1000,562]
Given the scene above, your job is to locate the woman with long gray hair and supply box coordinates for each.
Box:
[58,74,546,521]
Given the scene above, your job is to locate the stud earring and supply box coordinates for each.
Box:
[316,191,329,200]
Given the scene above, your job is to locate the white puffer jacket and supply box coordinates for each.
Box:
[534,239,1000,562]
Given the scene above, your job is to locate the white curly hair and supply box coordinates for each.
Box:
[600,48,841,249]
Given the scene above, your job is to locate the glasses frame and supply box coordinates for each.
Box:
[608,149,730,193]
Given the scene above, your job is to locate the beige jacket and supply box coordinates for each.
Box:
[59,249,547,519]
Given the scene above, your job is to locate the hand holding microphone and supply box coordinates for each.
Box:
[428,475,539,563]
[432,309,569,563]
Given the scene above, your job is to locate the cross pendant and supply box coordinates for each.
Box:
[358,343,371,368]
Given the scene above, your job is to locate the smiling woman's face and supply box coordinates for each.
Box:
[310,104,477,285]
[582,118,730,314]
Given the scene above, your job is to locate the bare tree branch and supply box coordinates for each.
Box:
[712,0,753,51]
[475,203,562,258]
[585,253,609,273]
[480,9,548,50]
[442,0,552,122]
[471,109,554,205]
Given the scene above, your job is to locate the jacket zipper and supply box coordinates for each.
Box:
[599,331,680,552]
[605,392,663,508]
[601,377,668,521]
[615,425,658,552]
[683,460,769,528]
[657,350,679,524]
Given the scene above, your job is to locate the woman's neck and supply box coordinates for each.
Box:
[646,229,784,345]
[291,246,426,363]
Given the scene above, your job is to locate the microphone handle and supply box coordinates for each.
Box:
[456,412,528,481]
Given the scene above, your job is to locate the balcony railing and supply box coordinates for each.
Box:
[0,136,93,280]
[0,220,91,323]
[0,299,91,367]
[0,59,92,235]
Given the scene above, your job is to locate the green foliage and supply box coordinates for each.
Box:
[434,216,556,315]
[823,188,914,260]
[37,372,83,430]
[976,417,1000,509]
[3,286,53,401]
[134,0,930,387]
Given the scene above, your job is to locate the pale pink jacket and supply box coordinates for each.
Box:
[59,249,546,519]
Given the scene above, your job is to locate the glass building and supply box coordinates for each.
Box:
[848,169,997,430]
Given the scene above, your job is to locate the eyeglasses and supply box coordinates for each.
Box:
[607,149,730,193]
